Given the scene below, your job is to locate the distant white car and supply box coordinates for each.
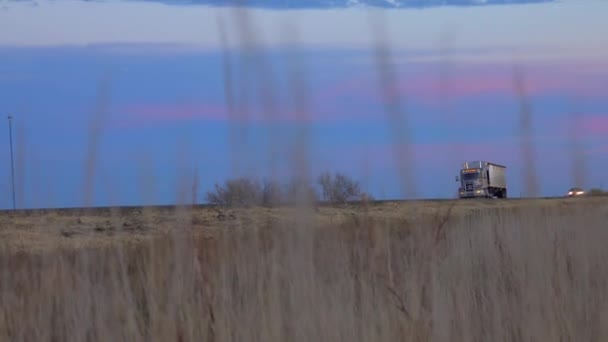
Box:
[567,187,585,197]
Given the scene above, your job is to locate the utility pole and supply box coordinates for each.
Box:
[7,115,16,210]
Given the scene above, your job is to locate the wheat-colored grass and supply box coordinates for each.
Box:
[1,198,607,341]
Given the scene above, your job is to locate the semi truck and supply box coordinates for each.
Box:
[456,161,507,199]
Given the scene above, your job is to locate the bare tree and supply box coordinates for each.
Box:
[207,177,319,207]
[206,178,262,207]
[589,188,607,197]
[318,172,362,204]
[261,180,284,207]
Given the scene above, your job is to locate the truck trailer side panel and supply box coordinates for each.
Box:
[488,164,506,189]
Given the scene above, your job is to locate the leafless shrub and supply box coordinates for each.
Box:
[318,172,362,204]
[588,188,607,196]
[206,177,319,207]
[206,177,262,207]
[261,180,284,207]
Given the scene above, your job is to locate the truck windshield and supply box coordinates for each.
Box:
[461,172,480,181]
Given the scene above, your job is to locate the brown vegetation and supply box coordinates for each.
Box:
[1,198,607,341]
[206,177,319,208]
[589,188,608,197]
[317,172,361,204]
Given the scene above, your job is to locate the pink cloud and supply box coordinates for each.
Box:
[111,62,608,128]
[552,114,608,139]
[580,116,608,135]
[317,65,607,106]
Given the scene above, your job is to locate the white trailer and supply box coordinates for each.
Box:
[456,161,507,198]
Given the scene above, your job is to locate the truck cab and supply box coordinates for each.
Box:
[456,161,507,199]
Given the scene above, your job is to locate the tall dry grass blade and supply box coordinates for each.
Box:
[15,122,25,209]
[192,166,200,205]
[367,8,417,199]
[360,149,372,199]
[228,4,260,179]
[568,100,587,190]
[136,151,157,207]
[173,132,194,224]
[230,3,281,182]
[29,148,41,209]
[216,13,244,178]
[84,71,113,208]
[437,26,460,186]
[283,21,313,208]
[513,65,539,197]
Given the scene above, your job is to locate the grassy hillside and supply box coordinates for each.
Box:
[1,198,607,341]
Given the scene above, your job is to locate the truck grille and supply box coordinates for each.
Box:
[465,183,474,192]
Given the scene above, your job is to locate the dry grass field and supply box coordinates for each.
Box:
[1,197,607,341]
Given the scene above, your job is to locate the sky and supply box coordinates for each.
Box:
[0,0,607,208]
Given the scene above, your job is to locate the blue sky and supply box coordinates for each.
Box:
[0,0,607,208]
